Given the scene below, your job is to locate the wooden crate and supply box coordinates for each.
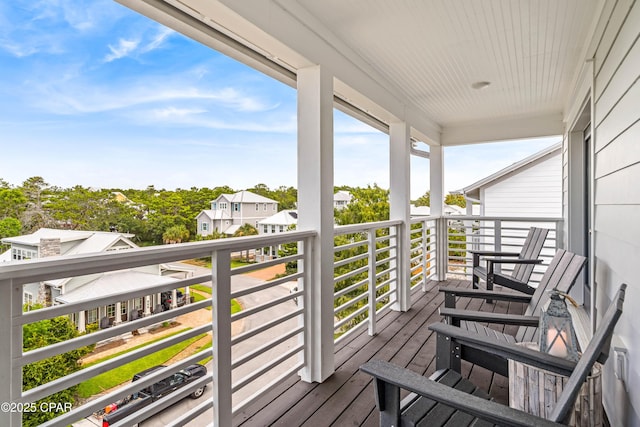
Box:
[509,342,602,426]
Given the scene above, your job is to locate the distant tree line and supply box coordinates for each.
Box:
[0,177,297,247]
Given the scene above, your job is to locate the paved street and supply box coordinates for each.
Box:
[140,264,300,427]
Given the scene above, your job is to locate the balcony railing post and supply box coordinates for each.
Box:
[494,219,502,277]
[211,249,232,427]
[0,278,22,427]
[436,217,448,281]
[555,220,564,249]
[421,220,428,290]
[367,228,377,335]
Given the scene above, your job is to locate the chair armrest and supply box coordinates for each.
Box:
[468,250,521,257]
[360,360,563,427]
[439,308,540,326]
[428,323,577,377]
[484,257,544,265]
[438,286,532,303]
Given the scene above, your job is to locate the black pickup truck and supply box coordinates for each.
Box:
[101,364,207,426]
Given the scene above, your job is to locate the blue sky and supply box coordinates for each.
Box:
[0,1,559,199]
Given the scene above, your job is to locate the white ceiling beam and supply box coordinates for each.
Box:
[440,112,564,146]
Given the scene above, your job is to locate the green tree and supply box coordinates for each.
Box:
[22,313,93,427]
[445,193,466,208]
[163,224,190,244]
[413,191,430,207]
[0,188,27,218]
[334,185,389,225]
[233,224,258,261]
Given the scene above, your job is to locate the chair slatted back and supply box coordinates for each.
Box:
[511,227,549,283]
[515,249,587,343]
[550,284,626,422]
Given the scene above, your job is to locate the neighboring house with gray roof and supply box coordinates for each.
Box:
[333,190,352,209]
[457,142,562,217]
[196,190,279,236]
[1,228,193,332]
[256,210,298,261]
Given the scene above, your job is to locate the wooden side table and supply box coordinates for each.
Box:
[508,342,602,427]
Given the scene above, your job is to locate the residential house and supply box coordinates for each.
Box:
[196,190,278,236]
[257,209,298,260]
[333,190,352,209]
[0,228,192,331]
[458,142,562,218]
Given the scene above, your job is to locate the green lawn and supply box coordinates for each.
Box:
[189,287,241,314]
[77,332,206,398]
[190,284,212,294]
[81,328,191,369]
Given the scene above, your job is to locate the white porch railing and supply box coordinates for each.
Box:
[0,215,563,427]
[440,216,563,284]
[332,217,437,343]
[0,230,314,427]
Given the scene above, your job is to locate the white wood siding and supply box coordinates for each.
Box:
[482,155,562,217]
[565,0,640,425]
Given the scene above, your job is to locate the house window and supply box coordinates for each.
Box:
[220,202,228,210]
[120,301,127,316]
[201,222,208,231]
[263,225,268,233]
[133,298,142,310]
[87,308,98,325]
[211,202,217,210]
[12,248,37,261]
[23,292,34,308]
[256,203,259,211]
[255,221,259,227]
[106,304,116,319]
[233,203,240,212]
[279,225,284,233]
[271,225,276,233]
[263,203,267,211]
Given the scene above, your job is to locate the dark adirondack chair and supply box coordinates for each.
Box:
[361,284,626,427]
[471,227,549,299]
[436,249,586,376]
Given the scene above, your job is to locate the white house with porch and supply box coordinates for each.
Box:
[0,228,193,331]
[1,1,639,426]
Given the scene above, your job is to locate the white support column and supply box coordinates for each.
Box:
[297,65,335,383]
[171,289,178,309]
[429,145,444,216]
[114,302,122,325]
[429,145,446,281]
[78,310,86,333]
[211,249,232,426]
[389,121,411,311]
[144,296,151,316]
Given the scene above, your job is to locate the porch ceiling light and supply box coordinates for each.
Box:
[471,81,491,90]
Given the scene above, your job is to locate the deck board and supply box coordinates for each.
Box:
[233,279,527,427]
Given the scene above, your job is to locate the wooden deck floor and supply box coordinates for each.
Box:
[233,279,528,427]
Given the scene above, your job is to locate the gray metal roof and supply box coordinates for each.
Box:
[457,142,562,200]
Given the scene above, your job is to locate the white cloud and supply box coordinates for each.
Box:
[103,25,174,62]
[142,26,174,53]
[104,38,140,62]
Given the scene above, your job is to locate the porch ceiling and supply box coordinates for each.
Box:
[124,0,602,145]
